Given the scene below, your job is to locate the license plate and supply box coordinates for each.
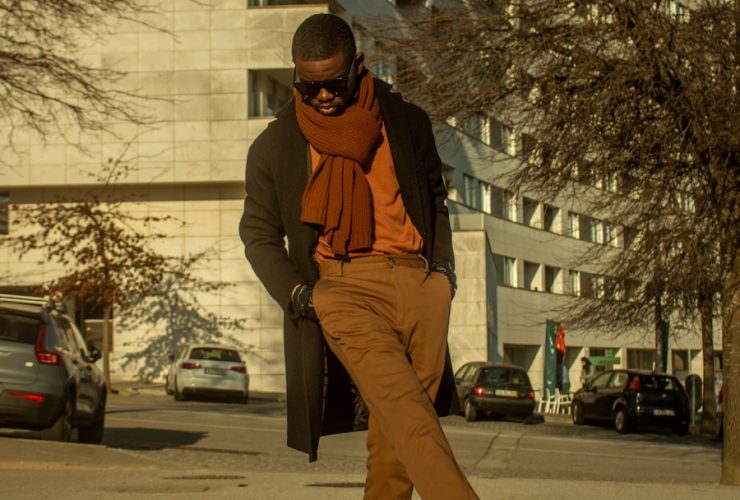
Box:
[654,409,675,416]
[495,389,518,398]
[204,368,226,376]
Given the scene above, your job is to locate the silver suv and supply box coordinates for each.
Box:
[0,294,107,443]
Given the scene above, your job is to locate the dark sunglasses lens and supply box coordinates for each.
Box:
[294,77,348,100]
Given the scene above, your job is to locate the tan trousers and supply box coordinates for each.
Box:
[313,255,479,500]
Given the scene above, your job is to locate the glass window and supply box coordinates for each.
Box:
[590,371,611,389]
[609,371,629,388]
[490,118,512,154]
[189,347,242,362]
[0,313,40,344]
[627,349,655,370]
[248,69,292,117]
[567,211,579,237]
[569,270,581,296]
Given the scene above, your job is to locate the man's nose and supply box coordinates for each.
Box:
[316,87,334,101]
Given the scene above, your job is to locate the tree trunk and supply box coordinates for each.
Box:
[699,292,716,435]
[720,263,740,485]
[102,305,112,393]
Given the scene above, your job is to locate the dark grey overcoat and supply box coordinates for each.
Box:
[239,79,459,462]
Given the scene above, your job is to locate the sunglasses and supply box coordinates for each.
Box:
[293,58,356,101]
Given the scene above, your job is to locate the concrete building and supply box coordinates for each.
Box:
[0,0,718,396]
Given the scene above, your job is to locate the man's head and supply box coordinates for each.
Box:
[291,14,364,116]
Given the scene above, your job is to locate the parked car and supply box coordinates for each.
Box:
[0,294,106,443]
[571,369,690,435]
[454,361,535,422]
[165,343,249,403]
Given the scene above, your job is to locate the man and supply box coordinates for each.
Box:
[239,14,478,500]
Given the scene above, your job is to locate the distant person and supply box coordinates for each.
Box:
[580,356,595,385]
[239,13,478,500]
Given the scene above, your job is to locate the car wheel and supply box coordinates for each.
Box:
[572,401,585,425]
[614,407,632,434]
[41,396,73,442]
[464,399,478,422]
[174,378,186,401]
[78,395,106,444]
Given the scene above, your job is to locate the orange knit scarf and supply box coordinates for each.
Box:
[296,71,382,256]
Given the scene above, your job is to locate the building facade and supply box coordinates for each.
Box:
[0,0,718,395]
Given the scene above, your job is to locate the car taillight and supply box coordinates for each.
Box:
[7,391,45,404]
[34,324,63,365]
[472,384,485,397]
[181,362,201,369]
[526,390,535,400]
[230,366,246,373]
[630,377,641,391]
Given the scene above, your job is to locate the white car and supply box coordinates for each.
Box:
[165,343,249,403]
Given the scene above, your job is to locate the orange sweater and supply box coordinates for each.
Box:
[312,123,423,262]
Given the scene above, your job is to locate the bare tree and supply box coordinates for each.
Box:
[0,0,165,152]
[370,0,738,482]
[3,150,244,391]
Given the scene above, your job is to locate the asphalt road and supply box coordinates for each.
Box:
[0,386,731,499]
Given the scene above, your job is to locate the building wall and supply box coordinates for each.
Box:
[0,0,717,396]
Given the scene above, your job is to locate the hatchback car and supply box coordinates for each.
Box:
[454,361,535,421]
[0,294,106,443]
[165,343,249,403]
[571,369,690,434]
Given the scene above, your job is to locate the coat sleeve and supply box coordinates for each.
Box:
[413,105,455,268]
[239,136,304,314]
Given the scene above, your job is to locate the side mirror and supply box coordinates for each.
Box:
[88,346,102,363]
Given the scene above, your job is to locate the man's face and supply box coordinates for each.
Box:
[293,52,362,116]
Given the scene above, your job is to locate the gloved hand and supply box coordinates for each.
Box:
[291,283,318,321]
[431,261,457,300]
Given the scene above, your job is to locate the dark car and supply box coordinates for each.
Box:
[454,361,535,422]
[0,294,107,443]
[571,369,690,435]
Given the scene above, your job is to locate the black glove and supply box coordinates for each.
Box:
[291,283,318,321]
[431,261,457,300]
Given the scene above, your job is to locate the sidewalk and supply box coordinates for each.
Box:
[0,435,737,500]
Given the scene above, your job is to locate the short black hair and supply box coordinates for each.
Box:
[291,13,356,62]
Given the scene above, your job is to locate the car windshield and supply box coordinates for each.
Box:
[189,347,241,362]
[0,313,40,344]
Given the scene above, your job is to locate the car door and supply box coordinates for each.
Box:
[595,371,628,417]
[579,371,612,420]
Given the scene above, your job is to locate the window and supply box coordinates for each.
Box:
[248,69,292,117]
[0,192,8,235]
[567,211,579,238]
[460,113,490,144]
[543,204,559,233]
[592,275,605,299]
[627,349,655,370]
[463,174,481,210]
[519,133,536,162]
[544,266,561,293]
[494,254,517,286]
[523,261,540,291]
[569,270,581,296]
[503,344,536,371]
[604,223,618,247]
[490,118,513,154]
[480,182,492,214]
[590,219,604,244]
[522,197,539,228]
[492,186,516,221]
